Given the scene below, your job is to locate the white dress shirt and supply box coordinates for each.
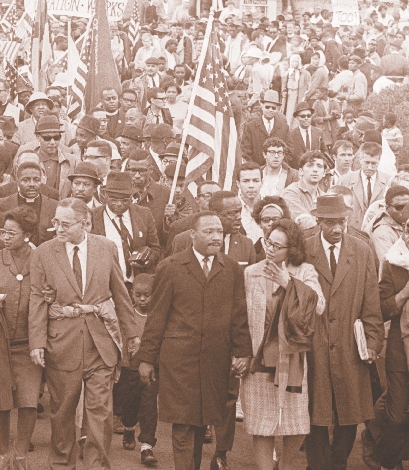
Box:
[321,233,341,268]
[262,116,274,134]
[193,247,214,272]
[360,171,376,203]
[223,234,231,255]
[239,195,264,243]
[65,232,88,294]
[299,126,312,150]
[150,148,165,175]
[103,207,134,282]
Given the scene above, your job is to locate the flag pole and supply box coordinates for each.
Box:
[67,18,71,109]
[167,8,215,204]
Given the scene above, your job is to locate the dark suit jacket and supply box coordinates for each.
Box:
[143,106,173,127]
[289,126,328,169]
[91,204,161,268]
[324,40,343,73]
[0,182,59,200]
[241,115,293,167]
[107,109,126,139]
[172,230,257,267]
[29,234,138,371]
[0,193,57,246]
[137,247,252,425]
[165,213,195,257]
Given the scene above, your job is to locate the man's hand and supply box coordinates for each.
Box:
[232,357,251,378]
[164,204,177,217]
[139,362,156,384]
[364,348,378,364]
[30,348,45,368]
[127,337,141,357]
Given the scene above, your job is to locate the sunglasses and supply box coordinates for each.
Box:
[263,105,277,110]
[298,114,312,119]
[41,134,62,141]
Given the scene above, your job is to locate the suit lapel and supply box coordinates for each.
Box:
[228,233,240,260]
[207,252,225,283]
[53,241,82,297]
[351,173,366,213]
[295,128,306,152]
[332,236,353,294]
[372,173,386,203]
[256,118,268,137]
[310,235,333,285]
[84,234,97,294]
[181,248,207,287]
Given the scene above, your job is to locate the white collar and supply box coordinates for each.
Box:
[18,192,40,203]
[192,246,215,265]
[66,231,87,253]
[105,206,130,220]
[321,232,342,251]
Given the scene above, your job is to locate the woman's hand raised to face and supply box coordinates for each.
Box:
[263,260,290,289]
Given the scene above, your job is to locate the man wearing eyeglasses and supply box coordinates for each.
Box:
[143,87,173,127]
[339,142,390,230]
[289,102,328,169]
[241,89,292,167]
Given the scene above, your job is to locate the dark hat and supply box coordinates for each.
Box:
[310,195,353,218]
[145,57,160,65]
[119,125,144,142]
[160,142,180,158]
[35,115,63,134]
[129,149,150,161]
[25,91,54,114]
[164,161,187,179]
[0,116,17,136]
[151,123,174,140]
[105,171,133,197]
[77,115,100,135]
[260,89,281,105]
[363,129,382,145]
[385,185,409,205]
[293,101,314,117]
[68,162,102,185]
[355,115,377,134]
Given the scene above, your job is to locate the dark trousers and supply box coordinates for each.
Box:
[120,367,158,447]
[368,370,409,468]
[214,374,239,452]
[45,327,114,470]
[172,424,206,470]
[305,405,357,470]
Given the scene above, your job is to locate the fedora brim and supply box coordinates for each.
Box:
[261,100,281,105]
[310,208,353,218]
[77,124,98,135]
[105,190,133,197]
[294,108,315,118]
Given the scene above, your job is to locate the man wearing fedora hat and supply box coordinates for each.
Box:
[241,89,292,166]
[118,125,145,170]
[304,194,384,470]
[91,171,161,284]
[68,162,103,209]
[289,101,328,169]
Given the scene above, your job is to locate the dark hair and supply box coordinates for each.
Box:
[147,87,165,103]
[165,39,178,49]
[269,219,306,266]
[262,137,287,154]
[88,106,105,115]
[132,273,154,290]
[128,149,150,161]
[57,197,88,221]
[343,107,355,117]
[311,51,320,59]
[358,142,382,158]
[120,89,138,99]
[252,196,291,224]
[235,162,262,181]
[384,112,397,126]
[4,205,38,234]
[17,161,41,178]
[196,180,221,195]
[332,140,354,156]
[385,185,409,205]
[299,151,325,168]
[87,140,112,157]
[337,55,349,71]
[191,210,219,230]
[251,30,264,41]
[163,81,181,95]
[208,191,237,213]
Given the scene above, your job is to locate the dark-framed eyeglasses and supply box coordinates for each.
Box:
[298,114,312,119]
[0,229,22,238]
[264,239,288,251]
[40,134,62,141]
[260,216,281,224]
[51,218,82,230]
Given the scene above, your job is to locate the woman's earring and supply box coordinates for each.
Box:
[24,237,29,243]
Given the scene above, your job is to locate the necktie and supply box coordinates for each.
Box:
[203,257,210,277]
[329,245,337,279]
[73,246,83,294]
[118,215,132,278]
[267,119,272,133]
[155,114,160,124]
[305,129,310,150]
[367,176,372,206]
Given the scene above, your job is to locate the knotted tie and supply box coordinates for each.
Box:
[73,246,83,294]
[118,215,133,278]
[367,176,372,206]
[305,129,311,151]
[329,245,337,279]
[203,257,210,278]
[267,119,272,133]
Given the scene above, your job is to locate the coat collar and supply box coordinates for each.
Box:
[180,246,225,286]
[53,238,83,298]
[2,248,31,277]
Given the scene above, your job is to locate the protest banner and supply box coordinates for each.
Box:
[46,0,128,21]
[332,0,360,26]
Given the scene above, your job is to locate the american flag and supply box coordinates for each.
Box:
[67,22,93,120]
[128,0,140,49]
[52,32,87,70]
[14,0,37,40]
[4,59,18,102]
[183,15,239,193]
[0,0,18,37]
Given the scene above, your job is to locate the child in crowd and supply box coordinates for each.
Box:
[120,274,159,466]
[382,112,403,154]
[337,107,356,139]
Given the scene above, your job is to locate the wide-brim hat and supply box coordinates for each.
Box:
[68,162,102,184]
[35,115,64,134]
[119,125,144,142]
[244,47,263,59]
[260,89,281,105]
[159,142,180,158]
[355,115,378,134]
[77,115,101,135]
[25,92,54,114]
[293,101,314,117]
[310,195,353,218]
[105,171,133,197]
[154,24,170,33]
[0,116,18,136]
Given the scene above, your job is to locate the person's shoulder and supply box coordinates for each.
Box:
[282,180,300,193]
[338,170,359,184]
[130,203,153,218]
[344,232,371,252]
